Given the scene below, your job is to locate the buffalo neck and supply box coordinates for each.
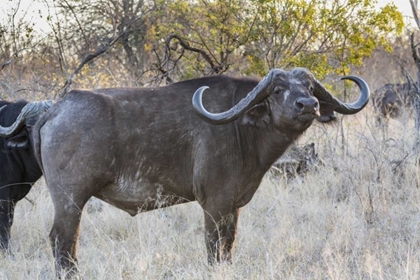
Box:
[234,121,302,176]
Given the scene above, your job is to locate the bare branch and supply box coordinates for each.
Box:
[60,0,90,47]
[408,29,420,144]
[57,16,144,98]
[410,32,420,73]
[0,47,37,72]
[0,57,14,72]
[158,34,230,83]
[165,34,217,71]
[402,67,419,97]
[410,0,420,30]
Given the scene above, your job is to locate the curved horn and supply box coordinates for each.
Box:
[0,100,55,137]
[192,70,280,124]
[314,75,370,115]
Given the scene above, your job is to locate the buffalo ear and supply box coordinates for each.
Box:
[239,102,271,127]
[5,129,29,149]
[317,101,337,123]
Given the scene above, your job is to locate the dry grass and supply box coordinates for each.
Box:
[1,109,420,279]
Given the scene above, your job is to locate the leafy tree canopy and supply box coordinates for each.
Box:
[152,0,404,80]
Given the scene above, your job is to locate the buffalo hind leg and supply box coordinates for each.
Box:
[202,205,240,264]
[49,194,89,277]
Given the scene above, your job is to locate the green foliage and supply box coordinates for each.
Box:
[151,0,404,80]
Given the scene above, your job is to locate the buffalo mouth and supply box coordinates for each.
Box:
[317,113,337,123]
[296,111,320,123]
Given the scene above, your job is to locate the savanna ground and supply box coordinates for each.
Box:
[2,103,420,279]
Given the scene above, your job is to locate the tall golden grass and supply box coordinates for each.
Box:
[1,106,420,279]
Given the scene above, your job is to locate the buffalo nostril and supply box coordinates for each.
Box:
[294,98,319,113]
[314,101,319,111]
[294,100,304,110]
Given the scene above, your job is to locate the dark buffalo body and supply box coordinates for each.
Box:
[372,82,413,119]
[0,100,42,249]
[6,68,369,275]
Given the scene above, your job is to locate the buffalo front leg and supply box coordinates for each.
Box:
[0,200,14,251]
[49,195,88,277]
[0,184,32,251]
[202,205,240,264]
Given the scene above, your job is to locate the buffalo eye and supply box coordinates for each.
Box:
[274,86,282,94]
[309,85,314,92]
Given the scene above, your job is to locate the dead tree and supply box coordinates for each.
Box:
[409,1,420,151]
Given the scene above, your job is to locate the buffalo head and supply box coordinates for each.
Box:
[0,99,54,250]
[193,68,369,130]
[372,82,414,123]
[0,100,54,137]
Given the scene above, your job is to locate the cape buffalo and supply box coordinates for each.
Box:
[271,142,322,180]
[0,100,54,250]
[6,67,369,275]
[372,82,413,123]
